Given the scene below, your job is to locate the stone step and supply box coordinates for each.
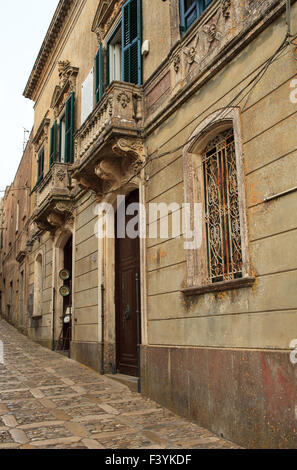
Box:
[105,373,139,393]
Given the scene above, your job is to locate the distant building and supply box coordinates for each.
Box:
[0,133,33,333]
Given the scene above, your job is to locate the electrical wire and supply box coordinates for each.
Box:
[91,35,291,200]
[70,32,290,210]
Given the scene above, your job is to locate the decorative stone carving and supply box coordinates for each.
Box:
[173,54,181,73]
[32,116,50,152]
[94,26,105,44]
[56,169,66,182]
[95,160,121,187]
[47,212,64,228]
[51,60,79,118]
[117,92,130,108]
[58,60,71,87]
[222,0,231,18]
[183,34,200,66]
[112,138,146,164]
[203,22,222,43]
[55,201,73,214]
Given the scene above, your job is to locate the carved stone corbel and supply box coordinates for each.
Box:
[47,212,64,228]
[95,159,122,187]
[112,138,146,164]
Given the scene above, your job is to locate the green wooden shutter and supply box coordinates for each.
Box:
[37,148,44,184]
[65,93,75,163]
[122,0,142,85]
[95,44,104,104]
[49,121,57,167]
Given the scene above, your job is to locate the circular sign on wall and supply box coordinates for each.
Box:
[59,269,70,281]
[59,285,71,297]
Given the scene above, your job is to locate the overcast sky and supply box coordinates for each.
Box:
[0,0,59,193]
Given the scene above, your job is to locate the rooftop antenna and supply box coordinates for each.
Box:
[23,128,29,152]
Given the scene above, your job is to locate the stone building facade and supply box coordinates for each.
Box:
[0,0,296,448]
[0,134,33,333]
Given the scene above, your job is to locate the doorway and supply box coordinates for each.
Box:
[62,235,73,351]
[115,190,141,377]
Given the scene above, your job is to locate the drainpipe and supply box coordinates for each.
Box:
[100,284,105,375]
[136,273,141,394]
[52,287,55,351]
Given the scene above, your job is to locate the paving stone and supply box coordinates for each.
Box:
[0,430,15,444]
[0,319,239,449]
[9,429,29,445]
[81,438,104,449]
[2,415,18,427]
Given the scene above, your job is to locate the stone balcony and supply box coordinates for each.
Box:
[32,163,74,232]
[72,81,145,197]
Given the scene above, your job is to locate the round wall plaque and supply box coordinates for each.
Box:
[59,269,70,281]
[59,285,71,297]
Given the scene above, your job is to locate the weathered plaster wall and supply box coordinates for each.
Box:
[144,4,297,349]
[141,2,297,448]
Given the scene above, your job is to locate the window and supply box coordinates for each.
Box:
[59,93,75,163]
[49,121,57,167]
[202,130,242,283]
[180,0,213,34]
[37,148,44,184]
[95,44,104,104]
[94,0,142,105]
[183,108,252,294]
[107,23,122,86]
[122,0,142,85]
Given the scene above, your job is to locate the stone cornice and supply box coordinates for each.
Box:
[23,0,75,101]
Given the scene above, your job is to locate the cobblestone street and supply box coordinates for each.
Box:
[0,320,239,449]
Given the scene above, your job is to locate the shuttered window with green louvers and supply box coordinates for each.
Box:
[95,43,104,104]
[122,0,142,85]
[49,121,57,167]
[65,93,75,163]
[37,148,44,184]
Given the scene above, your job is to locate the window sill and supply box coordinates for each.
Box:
[32,314,42,319]
[181,276,255,297]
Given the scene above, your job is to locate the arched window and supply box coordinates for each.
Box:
[33,253,43,317]
[183,108,253,295]
[202,129,242,283]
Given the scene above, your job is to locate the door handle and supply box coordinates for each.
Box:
[124,304,131,321]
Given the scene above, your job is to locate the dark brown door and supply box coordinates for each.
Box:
[115,190,141,377]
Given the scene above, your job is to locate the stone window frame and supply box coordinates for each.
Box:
[181,107,254,296]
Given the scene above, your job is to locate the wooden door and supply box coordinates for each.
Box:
[115,190,141,377]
